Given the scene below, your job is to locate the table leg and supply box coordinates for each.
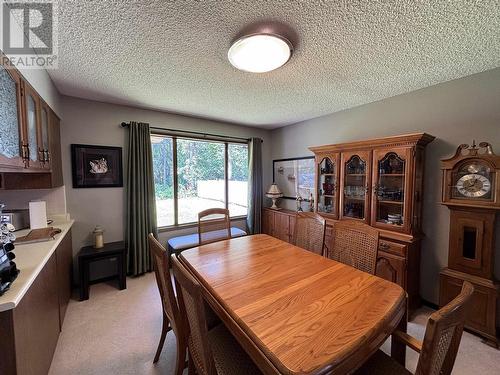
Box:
[118,253,126,290]
[79,259,90,301]
[391,300,408,366]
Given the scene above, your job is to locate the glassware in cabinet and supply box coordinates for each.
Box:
[342,153,369,220]
[316,155,338,216]
[372,150,411,231]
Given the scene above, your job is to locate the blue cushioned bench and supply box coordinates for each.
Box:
[167,227,247,256]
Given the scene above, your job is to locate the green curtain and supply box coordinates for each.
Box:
[126,122,157,276]
[247,138,263,234]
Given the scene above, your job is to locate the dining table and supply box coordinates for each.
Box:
[178,234,407,375]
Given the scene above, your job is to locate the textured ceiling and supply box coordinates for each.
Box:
[50,1,500,128]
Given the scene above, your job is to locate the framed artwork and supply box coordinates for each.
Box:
[273,156,315,200]
[71,144,123,188]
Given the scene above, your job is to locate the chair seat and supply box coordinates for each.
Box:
[355,350,412,375]
[208,324,262,375]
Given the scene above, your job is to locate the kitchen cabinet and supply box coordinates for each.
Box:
[56,231,73,325]
[22,82,43,169]
[0,57,25,169]
[0,50,63,188]
[48,111,63,187]
[0,229,73,375]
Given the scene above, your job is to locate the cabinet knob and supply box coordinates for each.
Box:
[379,242,390,251]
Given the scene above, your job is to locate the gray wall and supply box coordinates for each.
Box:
[60,96,272,257]
[270,68,500,304]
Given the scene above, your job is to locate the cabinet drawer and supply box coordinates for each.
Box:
[378,239,406,257]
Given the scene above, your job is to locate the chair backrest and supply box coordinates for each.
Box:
[329,221,379,274]
[198,208,231,246]
[415,281,474,375]
[148,234,182,334]
[171,255,217,375]
[293,212,327,256]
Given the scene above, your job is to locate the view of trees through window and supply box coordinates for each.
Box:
[152,135,248,227]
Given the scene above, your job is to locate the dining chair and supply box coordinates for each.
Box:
[148,234,187,374]
[293,212,327,256]
[198,208,231,246]
[328,221,379,274]
[355,281,474,375]
[171,255,262,375]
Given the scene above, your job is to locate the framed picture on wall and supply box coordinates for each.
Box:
[71,144,123,188]
[273,157,315,200]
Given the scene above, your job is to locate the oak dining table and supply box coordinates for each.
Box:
[178,234,407,375]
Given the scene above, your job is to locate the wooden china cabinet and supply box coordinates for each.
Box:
[264,133,434,312]
[311,133,435,311]
[0,50,63,188]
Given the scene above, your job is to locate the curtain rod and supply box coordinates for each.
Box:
[120,122,262,143]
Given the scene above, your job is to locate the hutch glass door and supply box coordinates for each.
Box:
[372,149,411,232]
[342,152,369,221]
[317,155,338,217]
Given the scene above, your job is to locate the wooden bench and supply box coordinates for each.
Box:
[167,227,247,256]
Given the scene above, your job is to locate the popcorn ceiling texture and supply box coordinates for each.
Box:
[51,1,500,128]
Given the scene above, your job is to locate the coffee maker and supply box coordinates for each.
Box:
[0,203,20,296]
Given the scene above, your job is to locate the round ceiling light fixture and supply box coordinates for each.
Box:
[228,33,293,73]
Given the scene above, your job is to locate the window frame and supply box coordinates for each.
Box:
[151,133,249,231]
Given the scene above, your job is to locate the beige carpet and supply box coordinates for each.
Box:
[49,273,499,375]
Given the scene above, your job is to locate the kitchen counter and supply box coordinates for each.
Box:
[0,217,74,312]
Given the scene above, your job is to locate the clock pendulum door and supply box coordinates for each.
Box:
[439,142,500,348]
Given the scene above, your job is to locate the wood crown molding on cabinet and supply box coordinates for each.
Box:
[308,132,435,153]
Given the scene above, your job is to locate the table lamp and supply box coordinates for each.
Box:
[266,183,283,210]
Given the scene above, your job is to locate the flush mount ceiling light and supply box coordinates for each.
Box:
[228,33,293,73]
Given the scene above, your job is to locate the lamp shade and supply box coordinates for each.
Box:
[266,183,283,197]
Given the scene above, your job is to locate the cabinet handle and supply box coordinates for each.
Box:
[38,148,45,164]
[379,242,390,251]
[21,144,29,167]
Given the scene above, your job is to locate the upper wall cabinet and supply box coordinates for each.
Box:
[22,82,44,169]
[0,58,25,169]
[0,51,63,188]
[40,102,50,169]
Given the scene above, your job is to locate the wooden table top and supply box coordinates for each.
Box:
[179,234,406,375]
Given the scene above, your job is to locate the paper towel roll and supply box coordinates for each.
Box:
[29,201,47,229]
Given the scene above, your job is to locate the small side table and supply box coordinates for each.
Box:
[78,241,127,301]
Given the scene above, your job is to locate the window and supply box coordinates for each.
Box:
[151,135,248,228]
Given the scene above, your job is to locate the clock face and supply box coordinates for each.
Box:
[456,174,491,198]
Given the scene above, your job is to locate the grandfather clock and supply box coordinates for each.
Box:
[439,141,500,347]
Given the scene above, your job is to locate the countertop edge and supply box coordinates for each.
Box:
[0,219,75,313]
